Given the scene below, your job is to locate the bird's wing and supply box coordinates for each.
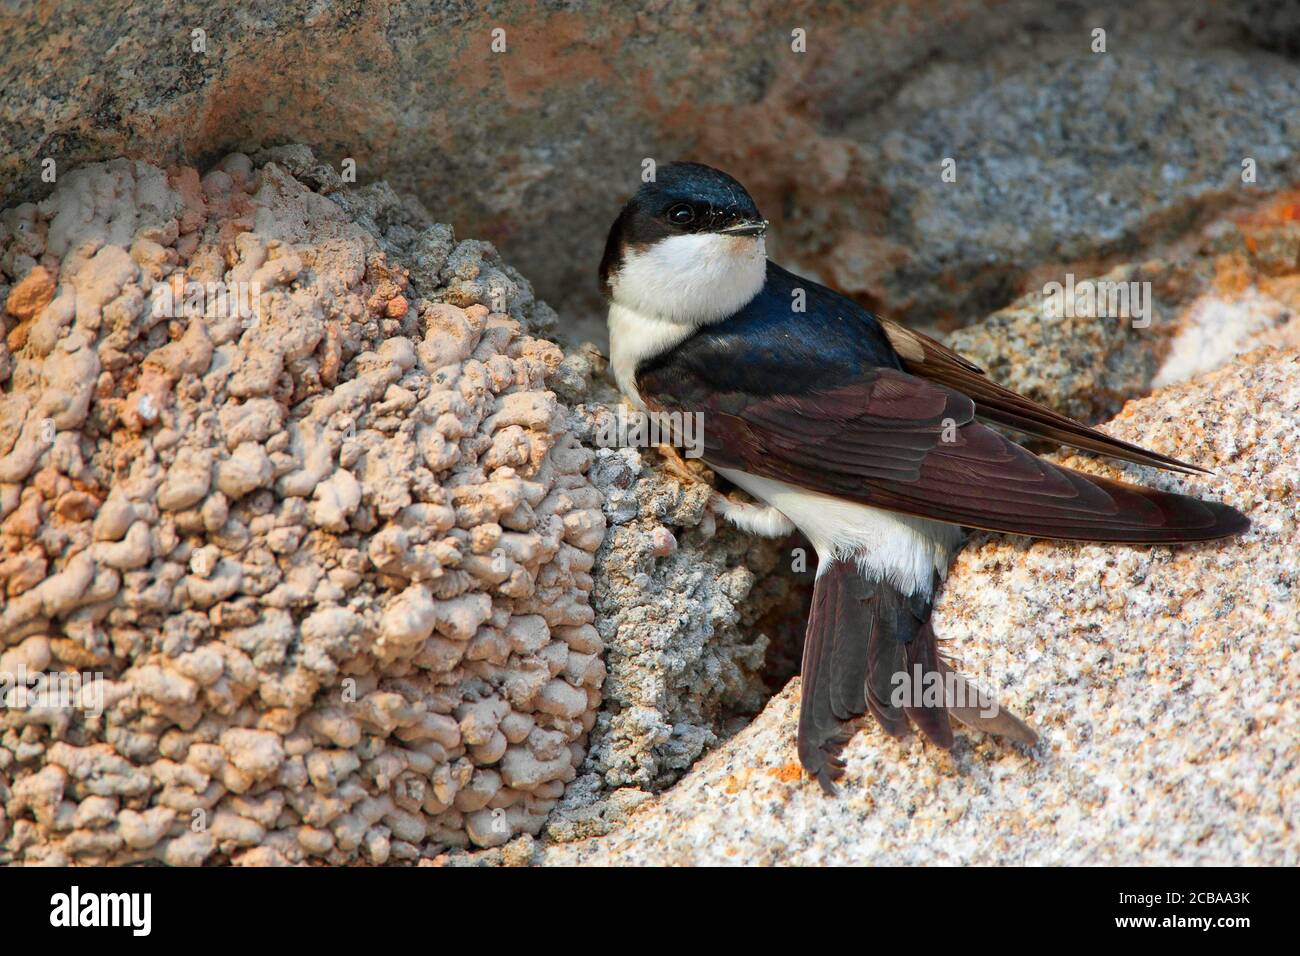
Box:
[877,318,1208,475]
[642,365,1247,543]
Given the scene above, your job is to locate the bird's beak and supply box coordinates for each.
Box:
[719,219,768,238]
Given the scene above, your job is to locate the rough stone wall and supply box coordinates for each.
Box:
[0,153,607,864]
[569,421,802,792]
[946,191,1300,424]
[3,2,1298,332]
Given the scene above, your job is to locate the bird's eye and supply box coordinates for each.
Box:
[666,203,696,226]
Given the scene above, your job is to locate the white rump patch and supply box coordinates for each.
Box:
[715,468,962,597]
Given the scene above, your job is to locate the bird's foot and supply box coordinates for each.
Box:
[656,443,713,487]
[655,445,796,537]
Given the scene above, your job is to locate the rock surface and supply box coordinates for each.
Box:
[947,192,1300,425]
[542,349,1300,865]
[0,152,607,864]
[2,2,1298,331]
[565,403,805,795]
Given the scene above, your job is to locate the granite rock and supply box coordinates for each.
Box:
[946,192,1300,424]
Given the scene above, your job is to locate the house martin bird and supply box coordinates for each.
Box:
[600,161,1250,793]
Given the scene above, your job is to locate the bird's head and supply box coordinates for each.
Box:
[600,162,767,325]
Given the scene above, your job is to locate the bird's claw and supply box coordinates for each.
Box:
[657,443,712,488]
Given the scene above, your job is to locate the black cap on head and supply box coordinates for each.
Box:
[632,162,761,227]
[599,162,763,298]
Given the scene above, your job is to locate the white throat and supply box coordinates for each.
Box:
[606,233,766,408]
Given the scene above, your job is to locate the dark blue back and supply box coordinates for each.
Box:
[639,261,902,396]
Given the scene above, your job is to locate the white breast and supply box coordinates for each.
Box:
[612,232,766,325]
[607,302,695,411]
[715,468,962,597]
[606,233,766,410]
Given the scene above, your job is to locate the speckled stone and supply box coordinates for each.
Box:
[945,196,1300,425]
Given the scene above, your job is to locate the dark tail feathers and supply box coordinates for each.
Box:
[797,559,1036,794]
